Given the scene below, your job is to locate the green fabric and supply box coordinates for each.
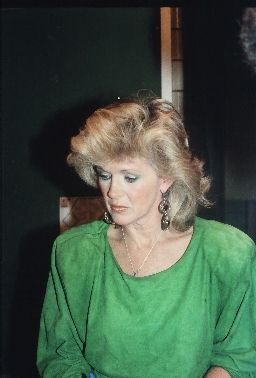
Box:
[37,217,256,378]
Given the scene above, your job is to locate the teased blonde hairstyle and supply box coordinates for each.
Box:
[67,97,212,231]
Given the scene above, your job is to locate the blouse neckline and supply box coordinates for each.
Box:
[104,217,200,280]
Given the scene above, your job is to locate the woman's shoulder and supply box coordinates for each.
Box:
[196,216,254,244]
[53,220,108,260]
[195,217,256,280]
[56,220,107,244]
[49,221,108,278]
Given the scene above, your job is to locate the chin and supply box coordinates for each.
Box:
[112,216,132,227]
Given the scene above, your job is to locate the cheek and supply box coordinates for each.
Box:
[128,182,154,201]
[132,181,162,204]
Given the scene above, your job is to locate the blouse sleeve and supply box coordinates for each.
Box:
[210,243,256,377]
[37,240,91,378]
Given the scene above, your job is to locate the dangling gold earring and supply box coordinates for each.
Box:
[104,211,115,225]
[158,190,171,230]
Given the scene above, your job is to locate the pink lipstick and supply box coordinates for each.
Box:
[110,205,128,213]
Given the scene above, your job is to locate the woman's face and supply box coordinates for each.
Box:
[95,157,171,228]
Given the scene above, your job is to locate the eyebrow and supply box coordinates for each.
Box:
[94,165,139,174]
[93,165,108,174]
[94,165,104,171]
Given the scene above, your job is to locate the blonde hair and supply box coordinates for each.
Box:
[67,98,212,231]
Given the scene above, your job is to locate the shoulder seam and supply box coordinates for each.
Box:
[56,221,107,246]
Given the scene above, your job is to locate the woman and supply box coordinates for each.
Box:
[37,98,256,377]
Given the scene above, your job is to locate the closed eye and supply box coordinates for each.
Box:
[125,175,138,183]
[94,166,111,181]
[98,173,111,181]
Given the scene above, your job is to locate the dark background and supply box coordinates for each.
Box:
[1,4,256,377]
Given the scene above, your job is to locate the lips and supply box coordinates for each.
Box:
[110,205,128,213]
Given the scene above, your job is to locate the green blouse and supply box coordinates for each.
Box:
[37,217,256,377]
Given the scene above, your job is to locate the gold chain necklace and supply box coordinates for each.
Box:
[121,227,162,276]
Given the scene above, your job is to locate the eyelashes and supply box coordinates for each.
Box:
[124,176,138,183]
[97,173,111,181]
[98,174,138,183]
[94,168,138,183]
[94,166,139,184]
[93,166,110,181]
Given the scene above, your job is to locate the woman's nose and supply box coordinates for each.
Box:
[107,178,122,199]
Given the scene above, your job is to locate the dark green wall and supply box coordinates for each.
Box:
[1,8,161,376]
